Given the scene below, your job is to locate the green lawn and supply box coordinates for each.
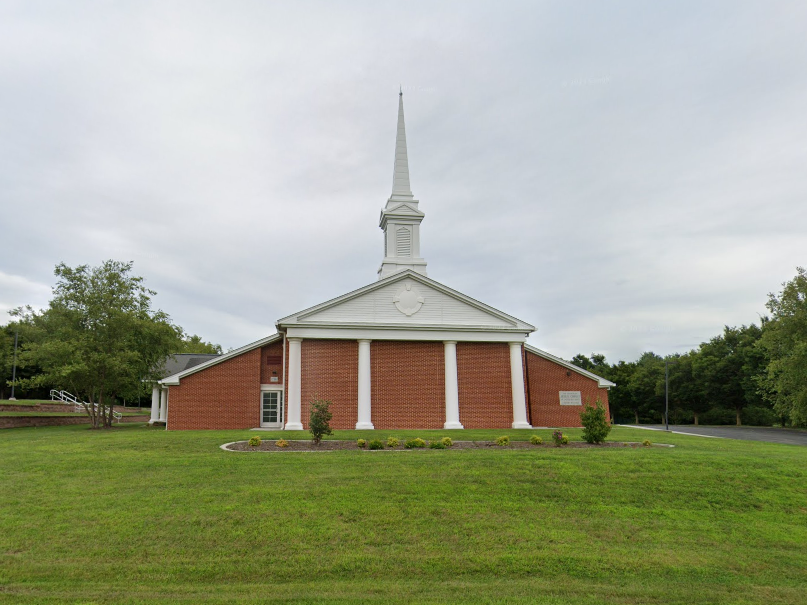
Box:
[0,425,805,604]
[0,411,147,417]
[0,399,62,406]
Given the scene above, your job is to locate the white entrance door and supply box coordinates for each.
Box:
[261,391,284,428]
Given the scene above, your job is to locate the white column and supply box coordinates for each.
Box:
[443,341,463,429]
[149,384,160,424]
[285,337,304,430]
[158,387,168,423]
[509,342,532,429]
[356,339,374,429]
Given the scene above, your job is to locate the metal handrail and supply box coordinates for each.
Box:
[49,389,123,422]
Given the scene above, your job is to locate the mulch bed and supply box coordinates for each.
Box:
[223,440,661,452]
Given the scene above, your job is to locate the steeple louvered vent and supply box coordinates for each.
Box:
[396,227,411,256]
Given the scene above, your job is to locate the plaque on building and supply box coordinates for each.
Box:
[559,391,582,406]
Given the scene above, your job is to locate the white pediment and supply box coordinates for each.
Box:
[277,271,535,332]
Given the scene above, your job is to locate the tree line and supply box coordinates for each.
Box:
[1,260,222,426]
[571,268,807,428]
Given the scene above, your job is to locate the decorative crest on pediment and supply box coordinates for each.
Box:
[393,282,425,316]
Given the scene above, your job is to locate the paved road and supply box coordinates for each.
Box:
[620,425,807,446]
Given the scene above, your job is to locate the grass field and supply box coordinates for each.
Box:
[0,399,59,406]
[1,424,805,604]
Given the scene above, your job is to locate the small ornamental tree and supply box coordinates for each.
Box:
[580,399,611,444]
[309,397,333,444]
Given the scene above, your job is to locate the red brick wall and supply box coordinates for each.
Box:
[299,340,358,430]
[260,341,284,385]
[167,348,261,430]
[457,342,513,429]
[525,351,610,427]
[371,341,445,429]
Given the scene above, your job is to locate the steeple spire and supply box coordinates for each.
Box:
[391,90,413,200]
[378,91,427,279]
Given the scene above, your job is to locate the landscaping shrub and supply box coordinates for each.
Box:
[529,435,543,445]
[368,439,384,450]
[309,398,333,444]
[276,439,289,448]
[429,441,446,449]
[405,438,426,449]
[580,399,611,444]
[562,435,569,445]
[495,435,510,446]
[441,437,453,448]
[386,437,400,448]
[248,436,262,447]
[642,439,652,447]
[552,430,565,447]
[356,439,367,449]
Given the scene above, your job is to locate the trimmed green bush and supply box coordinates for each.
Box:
[405,438,426,449]
[580,399,612,444]
[309,398,333,444]
[275,439,289,448]
[441,437,453,448]
[356,439,367,449]
[386,437,400,448]
[429,441,446,449]
[368,439,384,450]
[248,436,262,447]
[495,435,510,446]
[529,435,543,445]
[561,435,569,445]
[642,439,652,447]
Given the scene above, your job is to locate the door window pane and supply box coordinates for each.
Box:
[261,391,283,424]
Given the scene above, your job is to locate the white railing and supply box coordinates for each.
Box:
[50,389,123,422]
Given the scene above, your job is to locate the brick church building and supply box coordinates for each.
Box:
[150,93,613,431]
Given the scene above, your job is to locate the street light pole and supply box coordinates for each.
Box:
[9,330,19,401]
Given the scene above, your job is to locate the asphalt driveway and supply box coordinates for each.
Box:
[621,425,807,446]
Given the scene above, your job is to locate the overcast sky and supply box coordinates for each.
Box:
[1,1,805,362]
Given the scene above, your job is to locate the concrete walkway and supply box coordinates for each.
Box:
[620,424,807,446]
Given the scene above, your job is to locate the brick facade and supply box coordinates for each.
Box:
[299,339,358,430]
[525,350,610,427]
[456,342,513,429]
[167,348,261,430]
[260,341,284,385]
[371,341,445,429]
[164,338,610,431]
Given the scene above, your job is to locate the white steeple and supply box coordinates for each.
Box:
[378,91,427,279]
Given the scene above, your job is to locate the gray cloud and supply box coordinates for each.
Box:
[1,1,805,362]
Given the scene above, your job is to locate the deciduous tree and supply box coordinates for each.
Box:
[11,260,180,427]
[759,267,807,426]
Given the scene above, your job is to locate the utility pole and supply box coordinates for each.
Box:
[9,330,19,401]
[664,358,669,431]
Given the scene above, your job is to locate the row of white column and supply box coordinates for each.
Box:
[149,385,168,424]
[285,338,532,430]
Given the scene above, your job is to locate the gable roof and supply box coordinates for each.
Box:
[159,333,283,386]
[276,270,535,333]
[525,344,616,388]
[158,354,221,379]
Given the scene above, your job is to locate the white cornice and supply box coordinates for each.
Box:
[286,326,528,342]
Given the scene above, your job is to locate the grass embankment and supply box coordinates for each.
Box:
[0,412,147,417]
[0,399,57,406]
[0,425,805,604]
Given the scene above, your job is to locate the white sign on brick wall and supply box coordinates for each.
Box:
[559,391,582,406]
